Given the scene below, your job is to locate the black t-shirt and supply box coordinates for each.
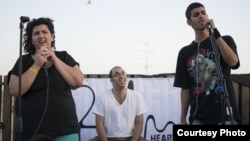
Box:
[9,51,80,140]
[173,36,241,124]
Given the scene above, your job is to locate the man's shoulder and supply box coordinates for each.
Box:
[177,41,197,55]
[102,89,112,94]
[180,41,197,50]
[127,89,140,94]
[127,89,144,99]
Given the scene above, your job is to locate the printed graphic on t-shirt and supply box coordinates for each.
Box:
[187,49,217,95]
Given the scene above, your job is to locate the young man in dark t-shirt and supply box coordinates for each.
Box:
[173,2,240,125]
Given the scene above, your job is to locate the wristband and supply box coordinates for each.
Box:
[213,28,221,39]
[29,68,38,75]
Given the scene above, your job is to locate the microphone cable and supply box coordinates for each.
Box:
[32,64,49,136]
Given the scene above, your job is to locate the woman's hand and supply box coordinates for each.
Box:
[34,46,55,67]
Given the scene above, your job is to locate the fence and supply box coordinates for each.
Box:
[1,74,249,141]
[0,75,15,141]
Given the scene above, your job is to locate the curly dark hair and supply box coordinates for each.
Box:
[23,17,56,54]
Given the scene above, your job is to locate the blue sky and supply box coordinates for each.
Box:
[1,0,249,75]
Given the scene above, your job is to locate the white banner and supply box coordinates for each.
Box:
[72,78,182,141]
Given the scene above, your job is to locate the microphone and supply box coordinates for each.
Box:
[205,23,213,34]
[206,23,211,29]
[20,16,30,23]
[43,63,48,77]
[205,23,212,30]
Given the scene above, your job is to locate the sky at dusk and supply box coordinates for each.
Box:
[1,0,249,75]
